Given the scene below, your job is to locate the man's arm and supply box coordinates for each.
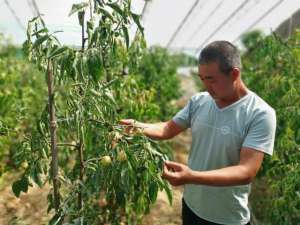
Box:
[162,147,264,186]
[119,119,185,140]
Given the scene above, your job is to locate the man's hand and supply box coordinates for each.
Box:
[163,148,265,187]
[119,119,143,135]
[162,161,193,186]
[119,119,135,126]
[119,119,185,140]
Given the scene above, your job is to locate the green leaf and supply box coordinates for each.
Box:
[107,3,125,19]
[90,89,102,97]
[26,22,32,41]
[163,180,173,205]
[131,13,144,35]
[87,20,94,45]
[98,7,115,22]
[68,2,89,16]
[122,25,129,49]
[28,15,46,29]
[105,89,116,105]
[48,46,69,59]
[49,35,61,46]
[87,20,94,30]
[32,28,49,36]
[12,176,29,197]
[79,54,88,81]
[30,163,43,187]
[140,36,147,49]
[49,213,63,225]
[72,52,80,80]
[36,119,45,136]
[87,50,103,82]
[78,11,85,26]
[102,77,119,89]
[149,182,158,203]
[29,15,41,23]
[90,27,99,47]
[32,34,49,49]
[47,193,54,213]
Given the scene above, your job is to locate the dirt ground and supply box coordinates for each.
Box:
[0,74,197,225]
[0,173,51,225]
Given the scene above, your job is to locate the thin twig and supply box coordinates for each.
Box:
[57,143,78,148]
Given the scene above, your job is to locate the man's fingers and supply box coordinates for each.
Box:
[119,119,135,125]
[120,119,134,133]
[119,119,129,125]
[163,164,176,179]
[163,161,190,187]
[164,160,183,171]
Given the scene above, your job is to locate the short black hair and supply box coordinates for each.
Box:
[198,41,241,75]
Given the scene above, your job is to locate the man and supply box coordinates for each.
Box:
[120,41,276,225]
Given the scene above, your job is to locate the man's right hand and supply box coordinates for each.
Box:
[119,119,143,135]
[119,119,135,126]
[119,119,185,140]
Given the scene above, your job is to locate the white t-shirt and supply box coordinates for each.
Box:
[172,91,276,225]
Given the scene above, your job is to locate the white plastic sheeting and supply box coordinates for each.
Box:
[0,0,299,55]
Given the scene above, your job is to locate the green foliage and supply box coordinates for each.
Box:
[68,2,89,17]
[170,52,197,67]
[243,30,300,224]
[12,176,29,197]
[0,35,46,177]
[5,1,181,224]
[131,46,182,121]
[241,29,264,52]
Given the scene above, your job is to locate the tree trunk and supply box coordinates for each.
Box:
[47,59,60,211]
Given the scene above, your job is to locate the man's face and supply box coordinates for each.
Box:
[198,62,234,100]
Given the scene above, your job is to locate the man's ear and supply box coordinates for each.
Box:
[231,67,240,81]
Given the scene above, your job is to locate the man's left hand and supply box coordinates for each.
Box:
[162,161,193,186]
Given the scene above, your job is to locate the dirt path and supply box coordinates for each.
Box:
[0,74,198,225]
[0,173,51,225]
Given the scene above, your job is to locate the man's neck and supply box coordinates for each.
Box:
[215,82,248,109]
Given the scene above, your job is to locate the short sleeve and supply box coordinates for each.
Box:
[172,99,193,129]
[242,109,276,155]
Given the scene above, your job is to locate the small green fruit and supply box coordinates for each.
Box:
[21,161,28,169]
[100,156,112,166]
[117,150,127,162]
